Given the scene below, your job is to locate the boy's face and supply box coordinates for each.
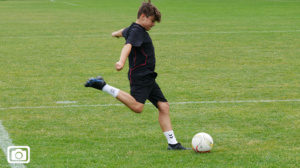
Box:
[141,15,156,31]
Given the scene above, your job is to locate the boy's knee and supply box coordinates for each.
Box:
[158,102,169,113]
[131,103,144,113]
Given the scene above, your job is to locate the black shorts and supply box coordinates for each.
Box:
[130,81,168,108]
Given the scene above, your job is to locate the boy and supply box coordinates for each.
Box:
[85,0,189,150]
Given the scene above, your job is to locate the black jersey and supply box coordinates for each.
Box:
[122,23,157,85]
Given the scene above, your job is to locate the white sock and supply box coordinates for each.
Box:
[164,130,178,145]
[102,84,120,98]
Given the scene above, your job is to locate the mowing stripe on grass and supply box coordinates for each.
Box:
[1,17,299,23]
[272,0,300,2]
[2,30,300,39]
[0,99,299,111]
[152,30,300,35]
[0,120,26,168]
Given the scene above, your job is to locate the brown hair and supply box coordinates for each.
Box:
[137,0,161,22]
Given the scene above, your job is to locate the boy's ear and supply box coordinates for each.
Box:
[140,13,146,19]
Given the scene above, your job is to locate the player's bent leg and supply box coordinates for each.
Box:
[85,75,144,113]
[116,90,144,113]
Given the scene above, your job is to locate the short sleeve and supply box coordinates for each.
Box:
[125,26,144,47]
[122,27,129,38]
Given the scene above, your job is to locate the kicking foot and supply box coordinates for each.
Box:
[84,76,106,90]
[167,143,192,150]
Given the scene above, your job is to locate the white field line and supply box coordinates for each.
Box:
[3,30,300,39]
[0,99,299,111]
[0,120,26,168]
[62,1,80,6]
[50,0,80,6]
[55,101,78,104]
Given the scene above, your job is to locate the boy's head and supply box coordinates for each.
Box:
[137,0,161,23]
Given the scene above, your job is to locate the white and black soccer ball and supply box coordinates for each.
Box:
[192,132,214,153]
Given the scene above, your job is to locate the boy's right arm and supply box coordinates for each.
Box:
[112,28,124,38]
[115,43,132,71]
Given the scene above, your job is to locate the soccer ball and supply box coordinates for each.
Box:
[192,132,214,153]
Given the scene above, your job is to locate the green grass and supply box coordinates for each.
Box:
[0,0,299,167]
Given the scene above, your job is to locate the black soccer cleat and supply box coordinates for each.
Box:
[84,76,106,90]
[167,143,192,150]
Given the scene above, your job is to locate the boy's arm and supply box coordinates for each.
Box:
[112,28,124,38]
[115,43,132,71]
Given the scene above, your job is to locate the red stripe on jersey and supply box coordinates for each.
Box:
[129,47,148,84]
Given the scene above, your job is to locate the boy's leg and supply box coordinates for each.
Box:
[85,76,190,150]
[85,76,144,113]
[116,90,144,113]
[148,82,190,150]
[157,101,190,150]
[157,101,177,144]
[157,101,172,132]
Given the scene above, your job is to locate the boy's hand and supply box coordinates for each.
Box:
[115,61,124,71]
[116,43,131,71]
[112,29,124,38]
[112,32,119,38]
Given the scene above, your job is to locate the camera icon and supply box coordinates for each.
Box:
[7,146,30,164]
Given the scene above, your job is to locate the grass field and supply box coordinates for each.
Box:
[1,0,299,167]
